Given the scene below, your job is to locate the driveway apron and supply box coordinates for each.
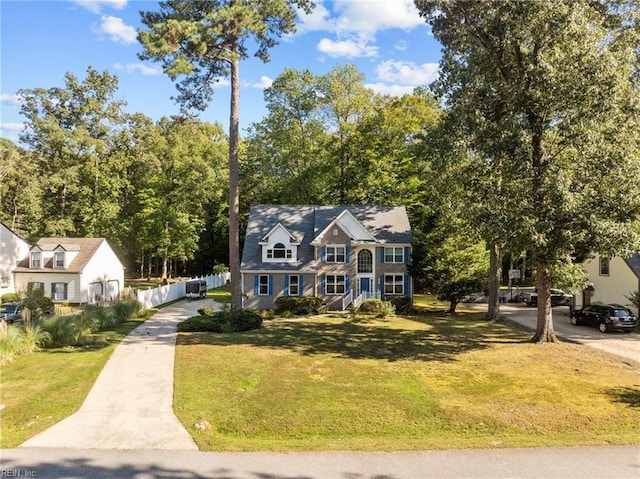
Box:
[20,299,220,450]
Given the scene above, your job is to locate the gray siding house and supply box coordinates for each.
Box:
[240,205,413,310]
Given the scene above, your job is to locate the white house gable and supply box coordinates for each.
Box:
[0,222,30,292]
[260,223,299,263]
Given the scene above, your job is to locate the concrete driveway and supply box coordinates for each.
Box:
[498,303,640,363]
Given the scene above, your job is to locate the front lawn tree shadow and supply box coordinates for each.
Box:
[178,312,528,363]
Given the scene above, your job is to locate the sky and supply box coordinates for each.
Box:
[0,0,442,143]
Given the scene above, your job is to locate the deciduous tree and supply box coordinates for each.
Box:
[415,0,640,342]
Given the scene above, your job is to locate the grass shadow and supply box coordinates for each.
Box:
[608,386,640,408]
[178,311,529,363]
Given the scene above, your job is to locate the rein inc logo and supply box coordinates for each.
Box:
[1,470,37,477]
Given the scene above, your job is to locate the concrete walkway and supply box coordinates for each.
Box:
[20,298,221,450]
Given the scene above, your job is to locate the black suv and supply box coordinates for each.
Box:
[570,304,637,333]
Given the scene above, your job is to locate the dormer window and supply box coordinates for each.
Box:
[54,251,65,269]
[267,243,292,259]
[31,252,41,268]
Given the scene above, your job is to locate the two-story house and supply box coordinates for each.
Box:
[240,205,413,310]
[13,238,125,304]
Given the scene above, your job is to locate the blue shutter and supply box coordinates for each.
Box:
[322,273,326,294]
[404,275,409,296]
[404,247,410,264]
[322,246,327,263]
[380,275,385,294]
[300,276,304,295]
[345,246,350,263]
[284,275,290,296]
[380,247,385,263]
[345,275,350,294]
[254,275,259,295]
[268,275,273,295]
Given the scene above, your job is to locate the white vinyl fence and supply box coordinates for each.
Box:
[135,273,230,309]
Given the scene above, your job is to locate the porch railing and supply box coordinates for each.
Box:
[345,290,382,310]
[342,290,353,310]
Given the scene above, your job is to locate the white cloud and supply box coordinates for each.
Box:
[247,76,273,90]
[71,0,127,14]
[95,15,136,44]
[0,94,23,107]
[376,60,439,85]
[114,63,162,76]
[298,0,423,36]
[395,40,408,51]
[365,83,415,97]
[317,37,378,59]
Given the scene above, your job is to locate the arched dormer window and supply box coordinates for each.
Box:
[267,242,292,260]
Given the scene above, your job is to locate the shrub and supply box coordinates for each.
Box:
[111,297,142,322]
[389,296,413,314]
[178,308,262,333]
[197,306,215,316]
[1,293,20,304]
[213,264,229,274]
[42,315,83,347]
[358,299,395,317]
[0,325,24,364]
[20,323,51,353]
[274,296,323,315]
[84,304,117,330]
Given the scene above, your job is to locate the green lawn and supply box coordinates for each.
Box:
[174,310,640,451]
[0,315,151,448]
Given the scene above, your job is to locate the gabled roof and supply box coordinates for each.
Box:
[311,209,377,245]
[15,238,107,273]
[260,222,300,245]
[624,253,640,279]
[241,205,412,271]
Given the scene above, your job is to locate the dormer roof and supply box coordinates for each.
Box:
[16,238,106,273]
[259,222,300,245]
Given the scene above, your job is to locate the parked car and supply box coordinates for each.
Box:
[570,303,637,333]
[521,288,572,307]
[0,303,22,323]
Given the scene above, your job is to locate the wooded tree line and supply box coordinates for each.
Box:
[1,64,465,287]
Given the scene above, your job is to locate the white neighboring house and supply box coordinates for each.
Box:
[13,238,125,304]
[578,253,640,313]
[0,222,31,295]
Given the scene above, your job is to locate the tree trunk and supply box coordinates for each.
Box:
[448,299,458,313]
[531,260,559,343]
[228,55,242,310]
[486,243,501,321]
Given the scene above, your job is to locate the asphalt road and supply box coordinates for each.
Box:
[2,445,640,479]
[498,303,640,363]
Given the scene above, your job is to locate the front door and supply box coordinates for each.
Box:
[359,277,371,295]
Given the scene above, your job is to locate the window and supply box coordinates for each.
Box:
[288,275,300,296]
[326,275,345,295]
[384,275,404,295]
[52,282,68,301]
[357,249,373,273]
[258,275,270,296]
[384,247,404,263]
[31,252,41,268]
[28,282,44,292]
[599,257,610,276]
[267,243,292,259]
[54,251,65,269]
[326,246,345,263]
